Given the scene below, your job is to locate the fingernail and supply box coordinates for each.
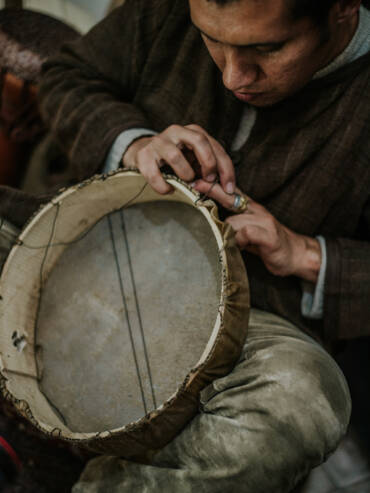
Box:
[206,173,217,182]
[226,182,235,194]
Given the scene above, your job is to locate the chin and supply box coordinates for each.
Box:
[244,94,281,107]
[247,90,299,107]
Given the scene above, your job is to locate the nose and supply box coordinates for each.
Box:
[222,48,259,92]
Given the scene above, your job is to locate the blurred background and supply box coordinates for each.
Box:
[0,0,116,33]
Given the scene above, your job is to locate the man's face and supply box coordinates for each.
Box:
[189,0,355,106]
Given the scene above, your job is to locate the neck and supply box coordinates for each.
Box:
[323,11,360,68]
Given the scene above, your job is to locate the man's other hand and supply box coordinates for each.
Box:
[122,124,235,195]
[194,180,322,283]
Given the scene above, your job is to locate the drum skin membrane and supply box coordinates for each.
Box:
[37,202,221,433]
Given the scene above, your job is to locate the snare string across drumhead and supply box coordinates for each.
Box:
[108,214,150,416]
[120,211,157,410]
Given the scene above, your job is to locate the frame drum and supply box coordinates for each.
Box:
[0,171,249,457]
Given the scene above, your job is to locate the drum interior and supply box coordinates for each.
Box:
[36,201,221,433]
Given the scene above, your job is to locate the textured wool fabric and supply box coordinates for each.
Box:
[34,0,370,344]
[72,308,351,493]
[0,187,52,228]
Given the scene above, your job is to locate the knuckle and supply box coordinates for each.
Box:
[242,225,249,237]
[137,146,150,161]
[266,215,277,230]
[166,148,182,164]
[193,132,207,145]
[166,124,181,134]
[187,123,202,132]
[151,135,163,147]
[203,148,216,166]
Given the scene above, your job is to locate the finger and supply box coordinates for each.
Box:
[136,146,174,195]
[151,135,195,182]
[193,180,250,212]
[192,180,233,208]
[230,221,271,250]
[185,124,235,193]
[164,125,217,181]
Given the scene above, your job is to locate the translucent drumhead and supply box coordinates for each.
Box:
[37,201,221,433]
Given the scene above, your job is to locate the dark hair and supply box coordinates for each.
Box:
[206,0,358,25]
[291,0,341,24]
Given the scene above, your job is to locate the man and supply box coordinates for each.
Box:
[3,0,370,490]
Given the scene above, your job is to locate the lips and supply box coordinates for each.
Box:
[234,91,261,102]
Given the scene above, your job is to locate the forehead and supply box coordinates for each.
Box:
[189,0,299,45]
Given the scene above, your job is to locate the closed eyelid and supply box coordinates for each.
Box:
[254,42,285,52]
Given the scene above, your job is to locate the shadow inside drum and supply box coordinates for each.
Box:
[36,202,222,433]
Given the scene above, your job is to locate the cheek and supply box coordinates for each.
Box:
[260,49,317,90]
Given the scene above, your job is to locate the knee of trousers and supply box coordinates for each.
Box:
[200,335,351,473]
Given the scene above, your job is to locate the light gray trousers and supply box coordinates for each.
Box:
[73,309,351,493]
[0,219,351,493]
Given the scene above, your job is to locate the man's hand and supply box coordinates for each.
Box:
[194,180,322,283]
[122,124,235,195]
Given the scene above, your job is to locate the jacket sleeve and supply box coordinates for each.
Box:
[324,199,370,341]
[38,0,172,182]
[0,187,52,228]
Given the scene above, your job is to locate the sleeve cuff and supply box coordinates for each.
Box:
[301,236,327,320]
[102,128,157,174]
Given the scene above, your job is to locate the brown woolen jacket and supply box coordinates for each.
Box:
[3,0,370,344]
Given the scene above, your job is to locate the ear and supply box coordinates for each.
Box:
[331,0,362,23]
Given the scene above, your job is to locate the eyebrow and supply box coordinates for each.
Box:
[193,23,288,49]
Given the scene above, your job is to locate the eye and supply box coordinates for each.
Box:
[254,43,285,54]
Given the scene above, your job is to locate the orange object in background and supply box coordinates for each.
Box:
[0,71,43,187]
